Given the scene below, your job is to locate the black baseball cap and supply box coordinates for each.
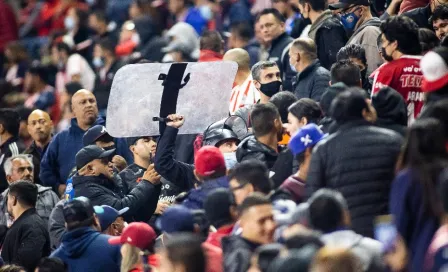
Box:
[83,125,114,146]
[329,0,370,10]
[63,197,94,226]
[126,136,156,147]
[75,145,115,170]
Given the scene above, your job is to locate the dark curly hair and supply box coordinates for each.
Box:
[380,16,421,55]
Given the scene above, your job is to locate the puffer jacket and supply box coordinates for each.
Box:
[236,135,281,169]
[322,230,385,272]
[0,184,59,226]
[305,120,403,237]
[293,60,330,101]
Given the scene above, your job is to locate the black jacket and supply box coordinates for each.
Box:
[268,32,295,91]
[315,16,348,70]
[1,208,50,271]
[271,148,299,188]
[154,126,196,191]
[93,60,123,111]
[0,137,25,193]
[293,60,330,101]
[73,175,161,222]
[222,235,261,272]
[236,135,281,169]
[305,120,403,237]
[403,5,432,30]
[24,141,49,185]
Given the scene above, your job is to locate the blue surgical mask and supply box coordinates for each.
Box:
[223,152,237,169]
[93,57,104,68]
[64,17,76,31]
[341,12,359,31]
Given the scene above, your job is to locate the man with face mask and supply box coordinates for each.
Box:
[92,38,122,115]
[73,145,161,221]
[297,0,347,70]
[289,37,330,101]
[372,16,423,124]
[236,103,285,169]
[330,0,383,76]
[234,61,283,128]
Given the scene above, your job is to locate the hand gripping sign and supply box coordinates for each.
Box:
[106,62,238,137]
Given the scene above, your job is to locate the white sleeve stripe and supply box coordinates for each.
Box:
[9,143,19,156]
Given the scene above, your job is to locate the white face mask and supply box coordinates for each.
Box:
[223,152,237,169]
[64,17,76,31]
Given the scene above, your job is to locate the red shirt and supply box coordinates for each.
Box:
[371,55,424,124]
[205,224,234,248]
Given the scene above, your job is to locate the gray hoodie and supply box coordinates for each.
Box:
[347,18,383,75]
[321,230,385,272]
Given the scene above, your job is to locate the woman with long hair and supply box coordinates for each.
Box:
[390,118,448,272]
[108,222,158,272]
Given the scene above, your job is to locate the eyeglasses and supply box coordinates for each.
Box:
[338,5,361,16]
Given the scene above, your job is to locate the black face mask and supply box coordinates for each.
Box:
[381,47,394,62]
[259,80,282,97]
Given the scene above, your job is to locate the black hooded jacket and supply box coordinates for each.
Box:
[372,87,408,137]
[236,135,282,169]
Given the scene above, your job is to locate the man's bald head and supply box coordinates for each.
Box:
[224,48,251,71]
[71,89,98,129]
[291,37,317,60]
[27,110,53,143]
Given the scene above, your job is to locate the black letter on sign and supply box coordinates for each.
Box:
[158,63,190,134]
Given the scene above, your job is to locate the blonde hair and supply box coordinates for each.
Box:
[120,243,141,272]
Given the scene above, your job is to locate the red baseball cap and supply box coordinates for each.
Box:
[108,222,157,250]
[194,146,226,176]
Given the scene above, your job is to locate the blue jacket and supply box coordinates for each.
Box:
[51,227,120,272]
[182,176,229,210]
[40,117,133,187]
[390,169,439,272]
